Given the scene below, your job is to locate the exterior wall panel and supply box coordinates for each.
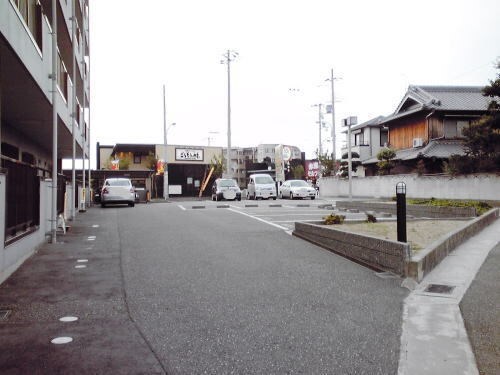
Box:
[388,114,427,149]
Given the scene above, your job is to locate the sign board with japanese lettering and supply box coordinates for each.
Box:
[305,160,320,178]
[175,148,204,161]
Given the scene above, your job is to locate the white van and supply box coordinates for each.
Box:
[246,174,277,200]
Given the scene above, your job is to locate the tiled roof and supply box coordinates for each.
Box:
[362,139,466,164]
[416,86,492,111]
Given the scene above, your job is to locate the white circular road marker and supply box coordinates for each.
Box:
[51,337,73,345]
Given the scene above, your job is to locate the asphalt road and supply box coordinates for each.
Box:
[116,201,408,374]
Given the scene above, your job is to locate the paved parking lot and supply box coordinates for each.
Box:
[172,198,370,231]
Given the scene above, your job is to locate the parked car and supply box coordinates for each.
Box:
[246,174,277,200]
[279,179,316,200]
[211,178,241,201]
[100,177,135,207]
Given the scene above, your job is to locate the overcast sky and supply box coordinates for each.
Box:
[88,0,500,166]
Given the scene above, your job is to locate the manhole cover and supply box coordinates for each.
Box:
[0,310,11,321]
[424,284,455,294]
[51,337,73,345]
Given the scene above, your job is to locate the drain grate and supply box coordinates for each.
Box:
[424,284,455,294]
[0,309,12,321]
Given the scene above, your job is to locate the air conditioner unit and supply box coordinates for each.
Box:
[412,138,423,148]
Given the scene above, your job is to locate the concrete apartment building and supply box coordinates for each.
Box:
[1,0,90,283]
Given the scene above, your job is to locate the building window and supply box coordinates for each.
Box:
[57,51,68,100]
[380,130,388,147]
[457,121,469,137]
[22,152,35,165]
[1,142,20,160]
[354,133,364,146]
[134,155,141,164]
[12,0,42,51]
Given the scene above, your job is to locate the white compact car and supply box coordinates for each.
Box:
[279,179,316,200]
[211,178,242,201]
[100,177,135,207]
[246,174,277,200]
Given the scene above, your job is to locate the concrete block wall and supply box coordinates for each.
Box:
[407,208,499,281]
[293,221,411,275]
[319,174,500,201]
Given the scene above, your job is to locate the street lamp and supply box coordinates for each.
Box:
[343,116,357,201]
[396,182,407,242]
[221,49,238,178]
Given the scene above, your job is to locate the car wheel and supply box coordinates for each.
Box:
[311,196,316,200]
[290,193,294,200]
[272,197,276,200]
[129,202,135,207]
[101,203,105,208]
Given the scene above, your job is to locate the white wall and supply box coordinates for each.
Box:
[319,174,500,201]
[0,178,54,285]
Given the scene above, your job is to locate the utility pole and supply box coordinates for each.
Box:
[221,50,238,178]
[325,69,341,163]
[71,0,76,219]
[330,69,336,161]
[318,103,323,157]
[312,103,323,160]
[163,84,168,200]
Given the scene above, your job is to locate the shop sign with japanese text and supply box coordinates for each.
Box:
[175,148,204,161]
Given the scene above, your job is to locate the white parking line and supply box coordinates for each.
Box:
[273,219,321,223]
[177,205,186,211]
[228,208,288,231]
[229,205,243,209]
[252,213,327,217]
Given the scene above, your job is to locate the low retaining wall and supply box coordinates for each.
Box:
[407,208,499,282]
[336,201,476,218]
[293,221,411,276]
[293,208,498,281]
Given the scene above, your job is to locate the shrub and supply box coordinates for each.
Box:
[408,198,492,216]
[366,213,377,223]
[323,214,345,225]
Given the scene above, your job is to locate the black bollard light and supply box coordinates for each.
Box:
[396,182,407,243]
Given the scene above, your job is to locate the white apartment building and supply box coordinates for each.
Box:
[1,0,90,283]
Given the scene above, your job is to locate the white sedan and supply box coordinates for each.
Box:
[279,180,317,200]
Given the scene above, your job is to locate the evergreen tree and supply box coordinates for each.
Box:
[462,61,500,171]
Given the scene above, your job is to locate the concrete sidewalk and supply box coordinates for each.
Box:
[398,217,500,375]
[0,208,165,374]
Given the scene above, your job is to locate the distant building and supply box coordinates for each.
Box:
[257,144,278,163]
[343,85,493,176]
[95,143,223,198]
